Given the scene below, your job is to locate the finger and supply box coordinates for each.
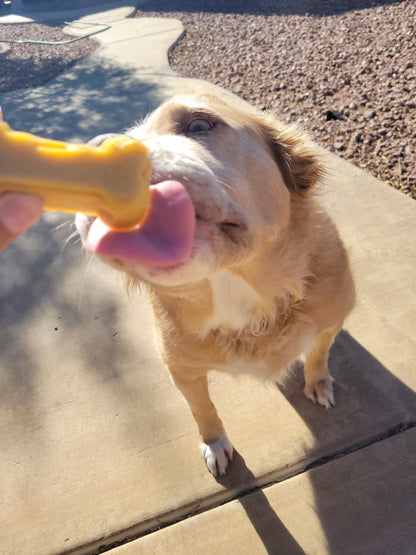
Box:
[0,193,43,252]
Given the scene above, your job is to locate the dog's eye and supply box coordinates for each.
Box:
[185,118,215,134]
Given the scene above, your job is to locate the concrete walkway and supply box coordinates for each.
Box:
[0,3,415,554]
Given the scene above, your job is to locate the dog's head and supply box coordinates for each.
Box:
[76,93,323,288]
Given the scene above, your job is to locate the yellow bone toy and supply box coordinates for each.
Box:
[0,122,151,230]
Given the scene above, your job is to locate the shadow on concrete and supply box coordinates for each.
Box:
[280,331,416,449]
[0,216,76,409]
[0,214,126,406]
[0,59,165,427]
[0,212,163,406]
[305,426,416,554]
[283,330,416,553]
[137,0,403,16]
[213,330,415,552]
[216,451,304,554]
[0,58,163,141]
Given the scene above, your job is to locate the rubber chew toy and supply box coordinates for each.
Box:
[0,121,151,230]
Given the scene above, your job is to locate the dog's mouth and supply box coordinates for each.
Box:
[84,180,195,267]
[80,133,248,268]
[83,180,246,268]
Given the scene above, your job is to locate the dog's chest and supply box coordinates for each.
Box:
[201,269,261,337]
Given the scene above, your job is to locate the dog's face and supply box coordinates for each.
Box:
[77,93,321,288]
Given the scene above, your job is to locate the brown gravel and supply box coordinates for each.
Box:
[137,0,416,200]
[0,22,98,92]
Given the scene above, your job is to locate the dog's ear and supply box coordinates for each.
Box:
[256,115,324,194]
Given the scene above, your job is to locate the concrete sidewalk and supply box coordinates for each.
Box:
[0,3,415,554]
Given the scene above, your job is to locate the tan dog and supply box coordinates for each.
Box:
[76,93,355,476]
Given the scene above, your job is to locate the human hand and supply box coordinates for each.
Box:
[0,192,43,252]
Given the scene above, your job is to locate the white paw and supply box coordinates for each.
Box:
[199,433,233,477]
[304,378,335,409]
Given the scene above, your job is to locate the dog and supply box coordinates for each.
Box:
[76,92,355,476]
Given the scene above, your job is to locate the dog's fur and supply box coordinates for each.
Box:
[77,93,355,476]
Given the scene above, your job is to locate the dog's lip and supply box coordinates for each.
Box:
[194,202,247,243]
[196,212,242,232]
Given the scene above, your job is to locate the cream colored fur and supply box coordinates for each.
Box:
[77,93,355,476]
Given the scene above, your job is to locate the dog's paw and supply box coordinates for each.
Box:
[304,378,335,409]
[199,433,233,477]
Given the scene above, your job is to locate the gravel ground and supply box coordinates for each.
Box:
[0,22,98,92]
[0,1,414,199]
[138,0,416,200]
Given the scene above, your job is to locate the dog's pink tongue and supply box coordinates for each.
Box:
[85,181,195,267]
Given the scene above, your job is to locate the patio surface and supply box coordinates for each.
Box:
[0,2,415,554]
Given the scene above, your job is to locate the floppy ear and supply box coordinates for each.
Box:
[256,115,324,194]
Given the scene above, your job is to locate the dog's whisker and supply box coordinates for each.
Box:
[216,177,236,192]
[60,229,81,253]
[52,219,73,232]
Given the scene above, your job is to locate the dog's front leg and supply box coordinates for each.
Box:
[171,371,233,476]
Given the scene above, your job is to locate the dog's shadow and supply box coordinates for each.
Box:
[215,451,305,554]
[214,330,416,553]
